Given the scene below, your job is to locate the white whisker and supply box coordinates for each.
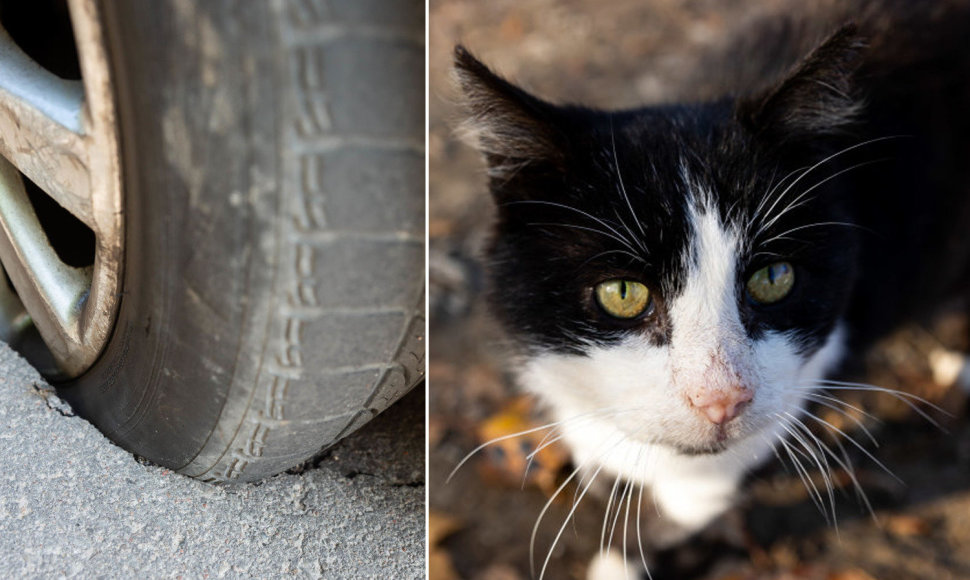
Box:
[527,221,641,254]
[806,391,882,425]
[578,249,648,269]
[610,481,633,576]
[801,380,949,426]
[778,415,838,527]
[760,135,905,229]
[784,414,844,537]
[803,393,879,446]
[508,199,641,252]
[610,115,647,240]
[607,478,634,557]
[622,478,633,580]
[828,436,879,523]
[776,432,829,520]
[531,461,597,579]
[798,408,903,484]
[636,481,653,580]
[755,164,810,222]
[761,221,867,247]
[784,410,880,521]
[448,406,635,483]
[757,157,890,237]
[601,471,625,556]
[540,461,608,580]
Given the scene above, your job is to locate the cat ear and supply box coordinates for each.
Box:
[453,46,565,178]
[738,24,867,142]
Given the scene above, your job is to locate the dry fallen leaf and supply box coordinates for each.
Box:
[475,396,569,496]
[885,514,931,537]
[430,510,463,580]
[430,551,460,580]
[828,568,877,580]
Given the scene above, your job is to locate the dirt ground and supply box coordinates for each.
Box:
[428,1,970,579]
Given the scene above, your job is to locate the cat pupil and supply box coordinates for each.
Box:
[619,281,628,299]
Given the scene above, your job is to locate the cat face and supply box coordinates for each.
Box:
[456,27,871,456]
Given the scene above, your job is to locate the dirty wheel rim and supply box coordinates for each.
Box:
[0,0,122,378]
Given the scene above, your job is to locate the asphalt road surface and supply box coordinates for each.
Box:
[0,342,425,578]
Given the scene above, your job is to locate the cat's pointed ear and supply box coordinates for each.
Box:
[738,24,867,143]
[453,46,565,178]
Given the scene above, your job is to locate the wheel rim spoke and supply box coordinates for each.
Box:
[0,0,123,378]
[0,27,94,228]
[0,158,90,365]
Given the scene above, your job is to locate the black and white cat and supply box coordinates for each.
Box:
[455,1,970,577]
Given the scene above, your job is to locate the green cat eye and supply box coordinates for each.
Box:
[595,279,651,319]
[747,261,795,304]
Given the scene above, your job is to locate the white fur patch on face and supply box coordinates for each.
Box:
[668,201,758,423]
[675,201,742,339]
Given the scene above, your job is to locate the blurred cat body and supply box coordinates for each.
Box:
[456,0,970,576]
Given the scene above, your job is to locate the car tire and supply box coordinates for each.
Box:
[50,0,426,482]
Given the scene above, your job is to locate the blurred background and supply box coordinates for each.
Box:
[429,1,970,578]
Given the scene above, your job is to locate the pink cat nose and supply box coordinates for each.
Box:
[688,387,753,425]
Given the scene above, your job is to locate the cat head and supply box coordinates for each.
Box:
[456,26,875,454]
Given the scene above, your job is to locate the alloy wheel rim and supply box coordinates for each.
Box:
[0,0,123,378]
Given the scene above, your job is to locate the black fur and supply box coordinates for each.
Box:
[456,2,970,359]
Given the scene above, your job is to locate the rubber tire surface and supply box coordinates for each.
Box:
[58,0,425,482]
